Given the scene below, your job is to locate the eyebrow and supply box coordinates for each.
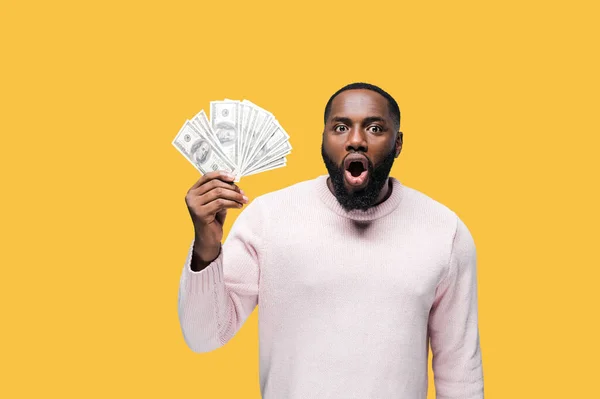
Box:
[330,116,387,125]
[362,116,387,125]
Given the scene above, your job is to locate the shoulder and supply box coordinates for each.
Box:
[397,180,459,225]
[251,176,319,208]
[396,180,476,273]
[395,179,475,245]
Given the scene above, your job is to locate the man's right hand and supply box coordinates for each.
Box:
[185,171,249,268]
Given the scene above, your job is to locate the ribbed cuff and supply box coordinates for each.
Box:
[181,240,224,295]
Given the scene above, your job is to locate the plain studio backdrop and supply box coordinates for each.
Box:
[1,1,598,397]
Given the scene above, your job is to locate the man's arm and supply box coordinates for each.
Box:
[428,216,484,399]
[190,244,222,272]
[177,197,264,353]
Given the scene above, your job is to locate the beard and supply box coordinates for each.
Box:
[321,142,396,211]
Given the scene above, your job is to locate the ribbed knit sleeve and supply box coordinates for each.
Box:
[428,216,484,399]
[177,198,264,353]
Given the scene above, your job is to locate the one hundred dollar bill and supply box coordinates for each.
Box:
[174,98,291,181]
[243,120,291,174]
[210,100,241,167]
[245,158,287,176]
[239,102,253,169]
[240,100,273,172]
[243,121,277,173]
[172,120,239,180]
[246,156,286,174]
[250,141,291,172]
[190,110,229,159]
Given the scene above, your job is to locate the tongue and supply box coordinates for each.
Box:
[348,163,364,177]
[344,169,368,186]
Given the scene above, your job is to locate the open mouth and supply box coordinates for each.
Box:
[343,154,369,187]
[348,161,365,176]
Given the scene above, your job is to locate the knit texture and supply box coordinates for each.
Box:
[178,174,484,399]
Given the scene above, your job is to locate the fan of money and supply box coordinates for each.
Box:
[172,99,292,182]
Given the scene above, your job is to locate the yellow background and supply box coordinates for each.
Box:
[1,0,598,397]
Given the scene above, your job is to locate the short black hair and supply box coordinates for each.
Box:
[323,82,401,131]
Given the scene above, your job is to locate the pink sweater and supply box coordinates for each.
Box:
[178,175,484,398]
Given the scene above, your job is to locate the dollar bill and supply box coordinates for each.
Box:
[243,120,277,173]
[210,100,241,167]
[245,157,287,176]
[174,99,291,181]
[243,121,291,174]
[240,100,273,172]
[190,111,233,161]
[172,120,238,179]
[239,103,255,169]
[251,141,291,171]
[239,102,253,169]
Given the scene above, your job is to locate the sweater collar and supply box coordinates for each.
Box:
[315,174,404,221]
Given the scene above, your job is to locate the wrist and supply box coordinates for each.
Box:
[193,241,221,263]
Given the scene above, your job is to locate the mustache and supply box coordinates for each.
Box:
[341,152,373,170]
[321,142,396,211]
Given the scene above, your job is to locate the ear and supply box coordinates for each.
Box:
[395,131,403,158]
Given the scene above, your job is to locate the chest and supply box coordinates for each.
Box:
[259,216,449,313]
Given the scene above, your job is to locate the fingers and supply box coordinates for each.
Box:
[190,170,236,190]
[204,197,245,215]
[192,177,242,198]
[197,184,248,206]
[185,170,248,224]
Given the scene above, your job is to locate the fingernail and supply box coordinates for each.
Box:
[240,189,245,195]
[242,196,249,202]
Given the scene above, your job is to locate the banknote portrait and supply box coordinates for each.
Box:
[190,139,211,166]
[254,142,268,161]
[214,121,236,146]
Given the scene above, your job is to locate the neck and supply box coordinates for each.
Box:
[374,178,392,206]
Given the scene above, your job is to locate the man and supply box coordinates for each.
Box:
[178,83,484,398]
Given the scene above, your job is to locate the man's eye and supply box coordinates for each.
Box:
[368,125,382,133]
[334,125,348,132]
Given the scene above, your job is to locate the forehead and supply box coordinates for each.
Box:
[329,89,390,120]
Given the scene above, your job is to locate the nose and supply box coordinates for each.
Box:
[345,125,368,153]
